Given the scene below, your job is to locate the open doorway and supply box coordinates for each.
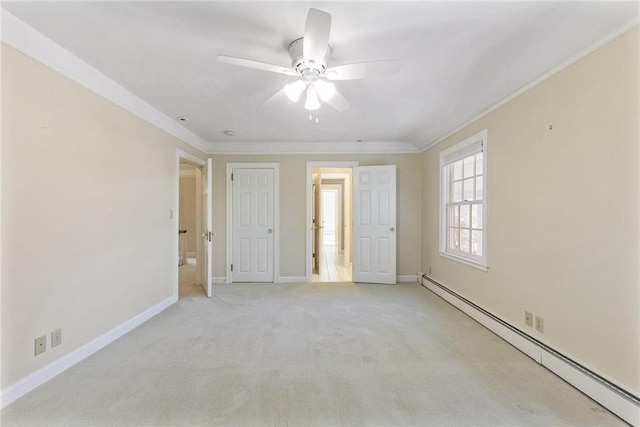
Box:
[175,151,212,298]
[178,162,205,298]
[310,166,354,283]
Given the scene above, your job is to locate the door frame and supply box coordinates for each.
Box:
[175,149,208,298]
[226,163,280,284]
[305,161,358,282]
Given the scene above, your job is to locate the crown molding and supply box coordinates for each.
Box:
[0,10,210,153]
[204,140,419,155]
[419,16,640,153]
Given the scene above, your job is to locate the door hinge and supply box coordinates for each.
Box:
[208,231,212,242]
[230,264,233,272]
[231,173,233,181]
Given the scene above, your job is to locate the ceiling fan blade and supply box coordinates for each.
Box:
[217,55,294,75]
[303,8,331,65]
[325,89,349,112]
[325,60,401,81]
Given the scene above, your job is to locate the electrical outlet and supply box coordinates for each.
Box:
[51,329,62,348]
[535,316,544,333]
[35,335,46,356]
[428,267,432,275]
[525,311,533,327]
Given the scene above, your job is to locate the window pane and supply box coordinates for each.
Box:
[463,156,474,178]
[452,181,462,202]
[452,205,459,227]
[449,228,459,251]
[471,204,482,229]
[475,152,483,175]
[475,176,483,200]
[460,229,470,253]
[472,230,483,256]
[460,205,470,228]
[463,178,474,201]
[453,160,463,180]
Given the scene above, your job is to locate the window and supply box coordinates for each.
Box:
[440,130,487,268]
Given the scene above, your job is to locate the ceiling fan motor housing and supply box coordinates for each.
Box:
[288,38,332,76]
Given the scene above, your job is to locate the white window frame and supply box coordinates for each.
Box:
[439,129,488,270]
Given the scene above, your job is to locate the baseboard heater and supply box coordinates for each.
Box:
[420,274,640,425]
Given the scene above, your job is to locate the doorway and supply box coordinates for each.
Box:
[178,162,203,297]
[176,150,212,298]
[306,161,398,285]
[307,163,355,283]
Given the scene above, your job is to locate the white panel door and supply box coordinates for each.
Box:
[232,168,274,282]
[352,165,396,284]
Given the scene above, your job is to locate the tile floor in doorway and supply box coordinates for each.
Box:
[179,258,206,298]
[312,246,352,282]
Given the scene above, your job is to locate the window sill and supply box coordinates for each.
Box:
[439,252,489,272]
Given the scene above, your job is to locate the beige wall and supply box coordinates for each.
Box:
[210,154,422,279]
[421,27,639,393]
[1,44,205,388]
[179,176,197,253]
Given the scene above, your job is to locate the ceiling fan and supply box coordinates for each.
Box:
[217,8,400,113]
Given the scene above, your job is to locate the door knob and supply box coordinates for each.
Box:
[390,227,395,232]
[267,228,273,234]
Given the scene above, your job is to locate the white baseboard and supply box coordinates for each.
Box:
[278,276,306,283]
[0,295,177,409]
[420,275,640,426]
[212,276,226,283]
[396,275,417,283]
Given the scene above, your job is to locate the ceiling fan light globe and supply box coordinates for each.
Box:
[305,86,321,110]
[284,80,307,102]
[314,80,335,101]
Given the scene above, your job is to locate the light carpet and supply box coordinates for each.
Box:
[1,282,625,426]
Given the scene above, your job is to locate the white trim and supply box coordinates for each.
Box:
[0,295,176,409]
[420,276,640,426]
[212,277,227,283]
[396,275,417,283]
[438,252,489,272]
[226,163,280,284]
[439,129,488,268]
[207,141,418,155]
[306,161,359,282]
[420,17,640,153]
[175,150,206,298]
[1,11,210,153]
[278,276,306,283]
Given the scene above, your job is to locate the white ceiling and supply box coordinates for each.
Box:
[2,1,638,153]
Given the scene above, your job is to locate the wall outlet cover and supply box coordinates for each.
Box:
[35,335,46,356]
[525,311,533,327]
[51,329,62,348]
[535,316,544,333]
